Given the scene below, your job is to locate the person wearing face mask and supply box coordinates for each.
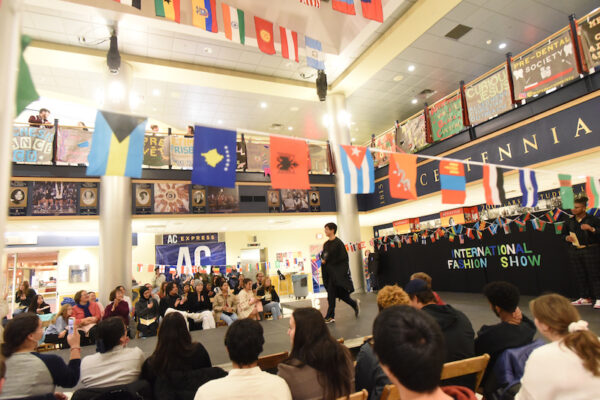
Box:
[135,286,159,337]
[79,317,145,388]
[0,313,81,399]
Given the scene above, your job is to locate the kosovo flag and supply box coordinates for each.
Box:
[86,110,147,178]
[192,126,236,188]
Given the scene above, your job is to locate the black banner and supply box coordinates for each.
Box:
[579,8,600,70]
[377,227,575,296]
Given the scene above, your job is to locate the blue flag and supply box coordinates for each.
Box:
[192,126,237,188]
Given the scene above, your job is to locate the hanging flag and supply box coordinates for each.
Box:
[519,169,539,207]
[339,145,375,194]
[113,0,141,9]
[305,36,325,70]
[16,36,39,116]
[86,110,146,178]
[553,208,564,221]
[554,221,565,234]
[192,0,217,32]
[439,160,466,204]
[360,0,383,22]
[192,126,237,188]
[254,16,276,55]
[586,177,600,208]
[222,2,245,43]
[483,165,506,206]
[280,26,299,62]
[466,228,474,240]
[299,0,320,7]
[269,136,310,189]
[559,174,574,209]
[332,0,356,15]
[479,221,487,231]
[155,0,180,22]
[544,211,554,222]
[448,234,455,242]
[476,230,483,239]
[503,221,511,234]
[514,219,527,232]
[389,153,417,199]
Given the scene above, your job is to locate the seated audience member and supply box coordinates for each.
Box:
[181,282,192,305]
[14,281,36,314]
[80,317,145,388]
[152,267,166,293]
[356,285,410,400]
[205,282,216,299]
[476,281,536,395]
[194,319,292,400]
[405,279,475,389]
[72,289,102,345]
[231,277,243,295]
[89,291,104,314]
[103,288,130,326]
[159,282,187,317]
[213,276,224,295]
[410,272,445,305]
[28,294,51,314]
[257,277,282,320]
[516,294,600,400]
[44,304,73,349]
[28,108,53,127]
[142,312,226,400]
[238,279,261,320]
[135,286,159,337]
[187,281,216,330]
[0,313,81,399]
[252,272,265,292]
[116,285,133,313]
[278,308,353,400]
[373,306,477,400]
[158,281,168,299]
[213,281,239,325]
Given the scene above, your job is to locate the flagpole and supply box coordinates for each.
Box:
[0,0,23,298]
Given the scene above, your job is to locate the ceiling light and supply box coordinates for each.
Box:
[322,114,332,128]
[260,102,268,109]
[351,138,356,142]
[407,65,415,72]
[486,39,492,45]
[337,110,352,127]
[290,106,299,112]
[129,92,141,109]
[393,74,404,82]
[217,119,223,125]
[152,89,160,96]
[411,98,418,104]
[107,80,125,104]
[498,42,507,49]
[203,47,213,54]
[287,126,293,131]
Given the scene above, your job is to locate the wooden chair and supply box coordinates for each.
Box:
[380,384,398,400]
[257,351,289,372]
[441,353,490,393]
[37,343,59,352]
[337,389,368,400]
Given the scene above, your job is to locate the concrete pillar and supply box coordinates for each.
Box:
[98,61,133,303]
[326,93,364,293]
[0,0,22,295]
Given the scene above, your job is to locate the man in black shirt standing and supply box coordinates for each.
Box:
[563,196,600,309]
[321,222,359,323]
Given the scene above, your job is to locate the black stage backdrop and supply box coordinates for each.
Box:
[377,227,576,297]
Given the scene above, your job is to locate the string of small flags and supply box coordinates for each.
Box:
[136,263,273,274]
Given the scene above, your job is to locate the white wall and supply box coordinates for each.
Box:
[132,233,156,285]
[56,247,99,297]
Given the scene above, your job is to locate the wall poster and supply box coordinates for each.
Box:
[31,182,78,216]
[9,181,28,216]
[309,190,321,212]
[79,182,99,215]
[428,93,465,142]
[135,183,153,214]
[154,183,190,214]
[191,185,206,213]
[579,9,600,71]
[207,187,240,213]
[267,189,281,212]
[281,189,309,212]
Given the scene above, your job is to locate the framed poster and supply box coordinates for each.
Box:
[267,189,281,212]
[31,182,77,216]
[309,144,329,174]
[309,190,321,212]
[191,185,206,213]
[246,142,270,171]
[579,9,600,71]
[511,30,579,100]
[281,189,309,212]
[69,264,89,283]
[207,187,240,213]
[143,134,170,168]
[79,182,99,215]
[428,93,464,142]
[12,126,55,164]
[464,66,513,126]
[135,183,152,214]
[9,181,28,216]
[154,183,190,214]
[397,112,427,153]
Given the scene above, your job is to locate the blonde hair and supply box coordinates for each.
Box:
[377,285,410,311]
[52,304,71,324]
[530,294,600,376]
[410,272,432,288]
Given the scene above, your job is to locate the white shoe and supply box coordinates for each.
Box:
[594,300,600,309]
[571,298,593,306]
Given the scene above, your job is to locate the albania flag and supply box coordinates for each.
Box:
[269,136,310,189]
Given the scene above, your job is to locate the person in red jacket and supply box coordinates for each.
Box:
[72,290,102,346]
[103,288,130,326]
[28,108,53,127]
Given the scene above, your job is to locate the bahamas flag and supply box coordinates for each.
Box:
[339,145,375,194]
[192,126,236,188]
[155,0,180,23]
[86,110,147,178]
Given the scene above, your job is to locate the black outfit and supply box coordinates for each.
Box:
[256,286,280,305]
[367,252,380,291]
[422,304,475,389]
[31,302,52,314]
[475,316,536,397]
[159,294,185,317]
[322,237,357,319]
[15,288,36,309]
[563,213,600,300]
[355,340,390,400]
[135,296,160,337]
[187,290,213,312]
[141,343,226,400]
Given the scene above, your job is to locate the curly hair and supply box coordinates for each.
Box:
[377,285,410,311]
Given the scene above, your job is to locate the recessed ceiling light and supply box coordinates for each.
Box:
[152,89,160,96]
[287,126,293,131]
[498,42,507,49]
[203,47,213,54]
[351,138,356,142]
[411,98,418,104]
[217,120,223,125]
[393,74,404,82]
[486,39,492,45]
[407,65,415,72]
[260,102,268,109]
[290,106,299,112]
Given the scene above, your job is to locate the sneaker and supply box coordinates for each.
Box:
[354,299,361,318]
[594,300,600,309]
[571,298,593,306]
[325,317,335,323]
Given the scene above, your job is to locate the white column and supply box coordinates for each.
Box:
[326,93,364,293]
[0,0,23,296]
[98,62,133,303]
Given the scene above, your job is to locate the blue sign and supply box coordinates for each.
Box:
[155,242,226,266]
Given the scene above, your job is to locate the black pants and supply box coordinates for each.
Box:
[569,246,600,299]
[325,282,357,319]
[44,333,69,349]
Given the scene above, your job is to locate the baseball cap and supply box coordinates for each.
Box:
[404,278,429,295]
